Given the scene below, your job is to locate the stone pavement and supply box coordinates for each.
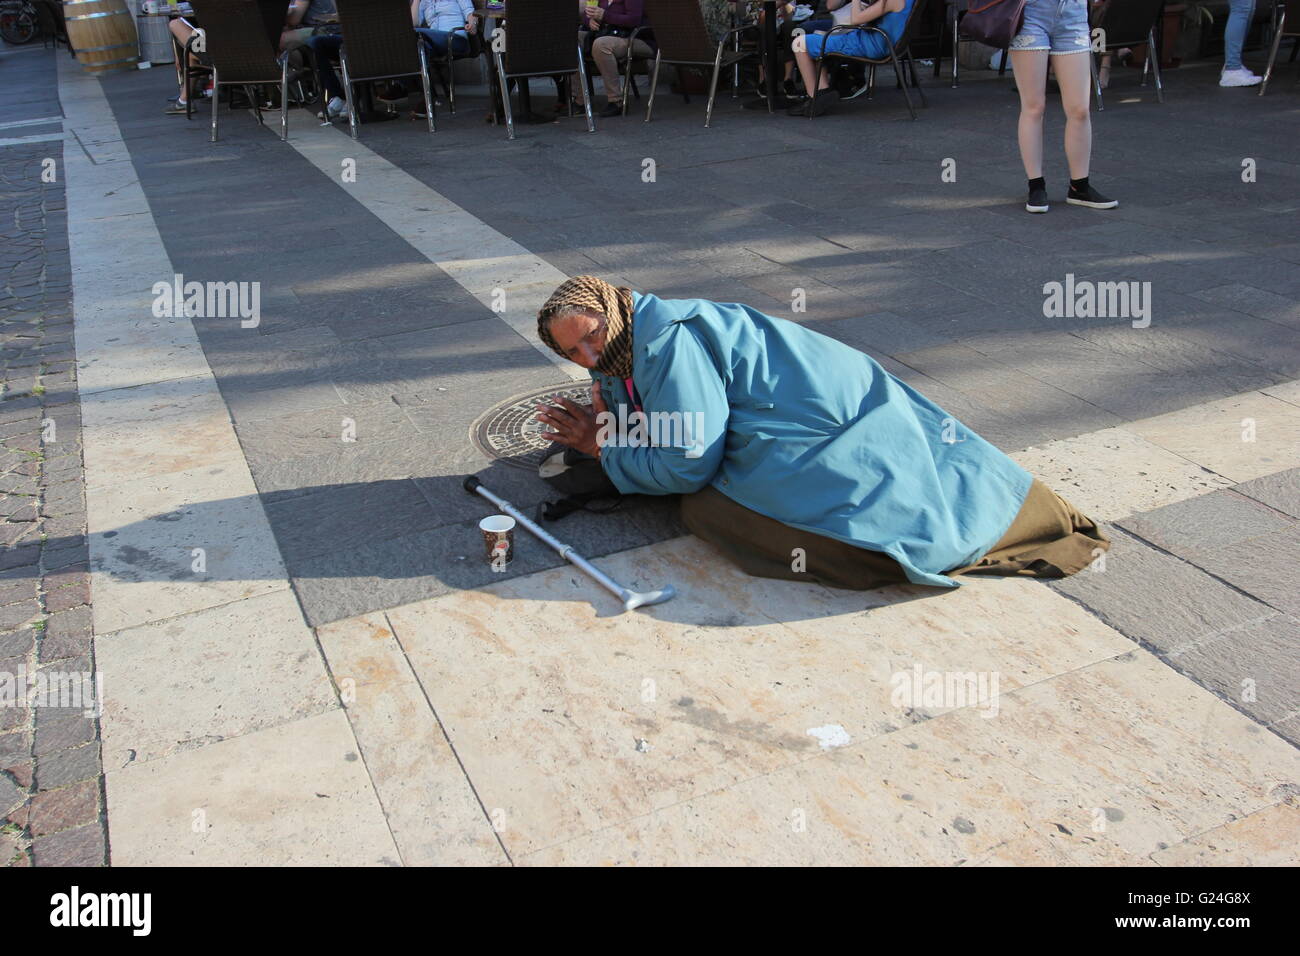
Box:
[0,42,105,867]
[2,39,1298,864]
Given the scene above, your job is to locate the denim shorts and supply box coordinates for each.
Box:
[1010,0,1091,55]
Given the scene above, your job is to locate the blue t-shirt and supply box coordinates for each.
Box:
[814,0,914,59]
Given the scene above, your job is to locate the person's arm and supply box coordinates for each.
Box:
[602,0,644,29]
[411,0,421,27]
[455,0,474,31]
[850,0,900,25]
[285,0,309,28]
[599,323,730,497]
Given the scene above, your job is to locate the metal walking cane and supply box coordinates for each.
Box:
[463,476,676,613]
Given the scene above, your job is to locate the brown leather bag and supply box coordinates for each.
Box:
[961,0,1029,50]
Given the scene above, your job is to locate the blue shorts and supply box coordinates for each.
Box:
[1010,0,1091,55]
[803,28,885,61]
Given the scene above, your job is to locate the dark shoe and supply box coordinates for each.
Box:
[808,87,839,116]
[786,96,812,116]
[1026,183,1049,213]
[1066,183,1119,209]
[598,101,623,118]
[782,78,797,97]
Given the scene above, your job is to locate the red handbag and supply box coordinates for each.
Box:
[961,0,1029,50]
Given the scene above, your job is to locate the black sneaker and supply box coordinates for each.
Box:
[598,101,623,118]
[786,96,812,116]
[809,88,839,116]
[1066,183,1119,209]
[1026,183,1048,213]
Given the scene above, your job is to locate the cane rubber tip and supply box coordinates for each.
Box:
[463,475,482,494]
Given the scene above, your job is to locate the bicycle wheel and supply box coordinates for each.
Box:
[0,10,38,44]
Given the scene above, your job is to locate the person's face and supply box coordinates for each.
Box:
[548,309,607,370]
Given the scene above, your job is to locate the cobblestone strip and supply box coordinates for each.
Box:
[0,142,106,866]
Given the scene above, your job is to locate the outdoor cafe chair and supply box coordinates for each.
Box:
[187,0,290,142]
[490,0,595,140]
[1260,0,1300,95]
[643,0,760,127]
[334,0,436,138]
[1090,0,1165,110]
[809,0,930,120]
[934,0,1008,88]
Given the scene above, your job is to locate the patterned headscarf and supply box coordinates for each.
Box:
[537,275,636,378]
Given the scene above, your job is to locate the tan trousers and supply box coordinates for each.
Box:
[679,479,1111,591]
[575,35,655,104]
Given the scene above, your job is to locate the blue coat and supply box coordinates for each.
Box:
[592,292,1033,588]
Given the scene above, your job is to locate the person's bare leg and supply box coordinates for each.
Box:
[1053,51,1093,180]
[168,19,194,99]
[791,35,827,97]
[1010,49,1048,179]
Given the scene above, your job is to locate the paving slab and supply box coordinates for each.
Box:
[94,588,333,769]
[87,463,287,635]
[1117,488,1296,561]
[104,709,399,865]
[1126,390,1300,483]
[80,376,244,490]
[315,613,507,866]
[1010,426,1233,522]
[1051,527,1275,658]
[1233,467,1300,519]
[517,651,1300,865]
[1151,800,1300,866]
[380,535,1142,857]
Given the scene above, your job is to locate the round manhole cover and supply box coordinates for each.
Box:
[471,382,593,470]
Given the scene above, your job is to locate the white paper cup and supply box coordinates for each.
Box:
[478,515,516,564]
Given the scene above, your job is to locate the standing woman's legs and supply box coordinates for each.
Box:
[1224,0,1256,71]
[1010,50,1049,179]
[1053,50,1093,180]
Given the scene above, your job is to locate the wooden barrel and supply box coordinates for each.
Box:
[63,0,139,75]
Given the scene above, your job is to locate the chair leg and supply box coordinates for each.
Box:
[248,86,264,126]
[280,58,288,140]
[887,46,916,119]
[577,43,595,132]
[339,53,359,139]
[1090,49,1103,110]
[446,50,457,114]
[494,51,514,139]
[951,3,959,88]
[419,44,436,133]
[621,52,633,115]
[907,53,926,106]
[645,50,661,122]
[1259,7,1286,95]
[867,63,875,99]
[1093,50,1105,111]
[705,42,726,127]
[1146,27,1163,103]
[210,72,219,142]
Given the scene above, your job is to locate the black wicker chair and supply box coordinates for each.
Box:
[1260,0,1300,95]
[492,0,594,140]
[643,0,759,127]
[1090,0,1164,110]
[810,0,929,120]
[334,0,435,138]
[187,0,289,142]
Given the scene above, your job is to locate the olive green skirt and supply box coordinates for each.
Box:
[679,479,1109,590]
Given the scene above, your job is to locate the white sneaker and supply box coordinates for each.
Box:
[1220,68,1262,87]
[326,96,348,118]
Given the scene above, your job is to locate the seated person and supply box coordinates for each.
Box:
[284,0,339,51]
[534,276,1109,592]
[573,0,656,118]
[411,0,476,59]
[789,0,912,115]
[164,17,207,114]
